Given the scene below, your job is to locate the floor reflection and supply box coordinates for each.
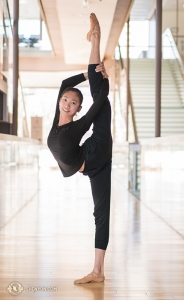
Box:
[74,282,105,300]
[1,151,184,299]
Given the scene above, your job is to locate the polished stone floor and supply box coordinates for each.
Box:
[0,156,184,299]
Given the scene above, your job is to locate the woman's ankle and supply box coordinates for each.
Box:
[93,266,104,276]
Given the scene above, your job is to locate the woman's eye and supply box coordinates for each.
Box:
[72,102,76,105]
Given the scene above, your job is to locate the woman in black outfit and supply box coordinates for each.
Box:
[47,13,112,284]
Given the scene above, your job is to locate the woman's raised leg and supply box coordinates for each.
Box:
[88,13,101,64]
[74,13,109,284]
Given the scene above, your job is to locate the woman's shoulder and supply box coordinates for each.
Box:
[73,115,86,126]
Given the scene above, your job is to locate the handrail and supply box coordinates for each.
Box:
[163,28,184,81]
[173,35,184,38]
[118,45,138,143]
[128,80,138,143]
[0,133,39,144]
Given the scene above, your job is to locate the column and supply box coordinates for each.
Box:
[155,0,162,137]
[126,18,130,142]
[12,0,19,135]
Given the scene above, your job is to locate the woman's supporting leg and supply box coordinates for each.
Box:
[90,159,111,250]
[90,158,112,278]
[81,158,112,280]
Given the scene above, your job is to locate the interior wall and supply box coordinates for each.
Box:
[162,11,184,35]
[149,10,184,36]
[148,10,184,59]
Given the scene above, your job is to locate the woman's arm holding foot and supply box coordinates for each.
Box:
[95,61,109,79]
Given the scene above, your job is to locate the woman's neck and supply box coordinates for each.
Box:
[58,115,73,126]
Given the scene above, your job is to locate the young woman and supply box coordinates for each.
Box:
[47,13,113,284]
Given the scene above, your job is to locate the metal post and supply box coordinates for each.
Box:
[126,18,130,142]
[118,43,138,142]
[176,0,178,46]
[155,0,162,137]
[40,14,42,40]
[132,151,137,192]
[12,0,19,135]
[113,60,116,141]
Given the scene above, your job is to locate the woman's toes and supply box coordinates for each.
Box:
[90,13,99,27]
[86,13,100,42]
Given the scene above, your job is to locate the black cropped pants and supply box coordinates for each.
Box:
[82,64,113,250]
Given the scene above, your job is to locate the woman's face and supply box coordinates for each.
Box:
[59,91,82,117]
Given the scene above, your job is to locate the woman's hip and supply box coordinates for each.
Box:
[81,137,112,177]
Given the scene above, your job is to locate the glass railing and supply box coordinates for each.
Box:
[0,133,39,167]
[162,28,184,80]
[117,44,184,61]
[18,21,52,51]
[172,35,184,61]
[0,134,39,230]
[1,0,40,137]
[117,28,184,71]
[5,0,52,52]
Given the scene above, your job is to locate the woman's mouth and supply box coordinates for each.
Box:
[63,108,70,113]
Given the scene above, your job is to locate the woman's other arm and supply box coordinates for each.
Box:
[58,73,87,99]
[53,73,87,126]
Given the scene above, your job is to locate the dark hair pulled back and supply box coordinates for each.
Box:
[60,87,83,105]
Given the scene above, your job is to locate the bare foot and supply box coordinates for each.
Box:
[86,13,100,42]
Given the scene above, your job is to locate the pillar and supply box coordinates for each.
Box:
[126,18,130,142]
[12,0,19,135]
[155,0,162,137]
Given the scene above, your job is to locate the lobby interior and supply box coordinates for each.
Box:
[0,0,184,299]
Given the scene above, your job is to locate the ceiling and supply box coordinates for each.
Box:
[38,0,132,64]
[57,0,117,64]
[130,0,155,20]
[129,0,180,21]
[18,0,184,88]
[19,0,134,73]
[8,0,40,19]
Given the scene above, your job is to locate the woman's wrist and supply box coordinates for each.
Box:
[83,72,88,80]
[103,72,109,79]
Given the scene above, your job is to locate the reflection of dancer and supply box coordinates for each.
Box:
[47,13,112,284]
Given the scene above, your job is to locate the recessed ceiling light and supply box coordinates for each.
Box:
[83,0,89,8]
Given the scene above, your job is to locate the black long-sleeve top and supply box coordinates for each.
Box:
[47,73,109,177]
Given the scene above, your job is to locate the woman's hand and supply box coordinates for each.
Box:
[95,61,109,78]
